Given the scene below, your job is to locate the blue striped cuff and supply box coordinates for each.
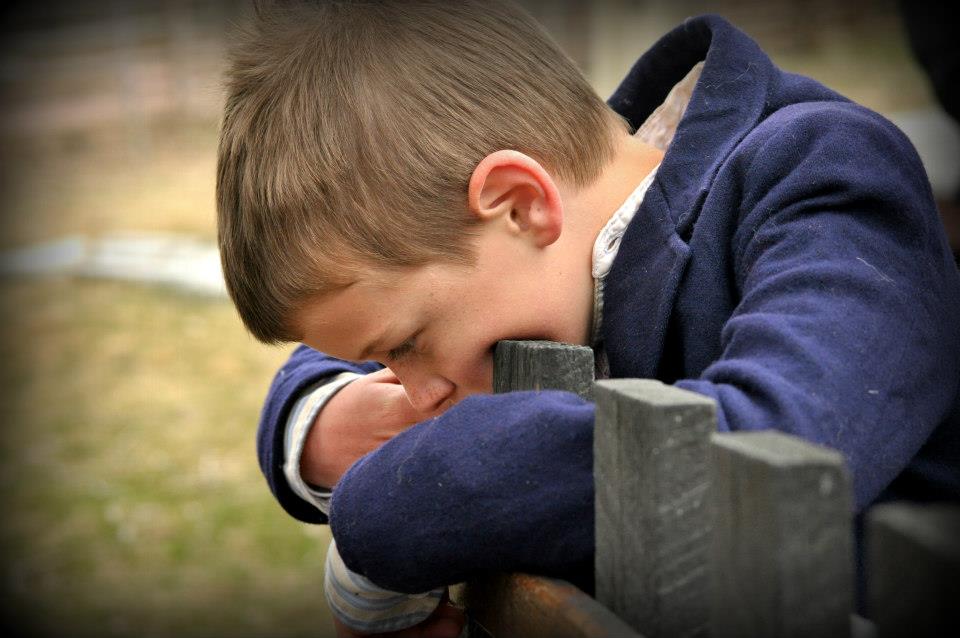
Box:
[324,539,443,633]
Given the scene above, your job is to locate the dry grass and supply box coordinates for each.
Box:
[0,277,338,638]
[0,118,220,250]
[0,108,341,635]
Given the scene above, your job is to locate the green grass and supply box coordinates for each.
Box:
[0,90,343,636]
[0,278,337,637]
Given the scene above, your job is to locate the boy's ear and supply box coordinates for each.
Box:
[467,150,563,248]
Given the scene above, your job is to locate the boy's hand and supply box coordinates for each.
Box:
[332,590,465,638]
[301,367,424,488]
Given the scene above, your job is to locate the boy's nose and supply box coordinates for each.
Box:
[404,373,456,415]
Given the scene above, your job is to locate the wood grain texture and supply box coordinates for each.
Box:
[868,502,960,638]
[709,431,853,638]
[493,340,595,400]
[593,379,716,638]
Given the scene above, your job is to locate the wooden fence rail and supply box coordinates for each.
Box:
[457,340,959,638]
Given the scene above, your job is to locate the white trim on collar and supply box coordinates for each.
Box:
[591,164,660,281]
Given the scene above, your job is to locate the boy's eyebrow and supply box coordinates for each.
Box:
[358,331,389,361]
[358,339,380,361]
[359,323,417,361]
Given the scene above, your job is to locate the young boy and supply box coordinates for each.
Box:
[216,2,960,636]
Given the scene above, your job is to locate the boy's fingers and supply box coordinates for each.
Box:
[380,383,427,426]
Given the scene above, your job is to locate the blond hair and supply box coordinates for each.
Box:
[217,0,623,343]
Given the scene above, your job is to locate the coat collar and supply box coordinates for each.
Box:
[602,15,777,378]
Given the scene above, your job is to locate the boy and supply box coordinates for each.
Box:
[216,1,960,636]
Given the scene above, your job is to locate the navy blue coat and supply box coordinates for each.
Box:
[255,15,960,593]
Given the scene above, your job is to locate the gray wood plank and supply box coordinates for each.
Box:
[868,502,960,638]
[709,431,853,638]
[493,340,595,400]
[593,379,716,638]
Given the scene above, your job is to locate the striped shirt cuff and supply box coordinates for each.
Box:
[282,372,361,515]
[324,539,443,633]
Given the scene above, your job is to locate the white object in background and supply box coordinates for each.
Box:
[0,232,227,297]
[889,107,960,199]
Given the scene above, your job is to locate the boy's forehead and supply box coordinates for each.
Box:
[294,264,436,348]
[298,276,393,326]
[294,256,497,348]
[295,282,394,358]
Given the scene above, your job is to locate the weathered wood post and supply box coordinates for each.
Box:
[492,339,595,400]
[868,502,960,638]
[593,379,716,638]
[461,340,641,638]
[709,431,854,638]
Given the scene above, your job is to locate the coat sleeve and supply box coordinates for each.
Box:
[257,344,382,523]
[329,390,595,593]
[675,102,960,511]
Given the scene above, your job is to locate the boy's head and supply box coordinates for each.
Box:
[217,0,623,345]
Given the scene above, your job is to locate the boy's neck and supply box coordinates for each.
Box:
[542,130,664,346]
[563,130,665,246]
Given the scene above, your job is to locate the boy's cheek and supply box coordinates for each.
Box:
[448,362,493,399]
[467,346,495,391]
[473,353,495,395]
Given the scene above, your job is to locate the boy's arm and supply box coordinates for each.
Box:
[257,344,382,523]
[262,349,457,635]
[330,390,596,594]
[675,102,960,511]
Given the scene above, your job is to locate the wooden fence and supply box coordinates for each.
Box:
[456,340,959,638]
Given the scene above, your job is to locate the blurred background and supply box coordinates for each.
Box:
[0,1,956,637]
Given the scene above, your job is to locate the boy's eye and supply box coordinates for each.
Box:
[386,339,416,362]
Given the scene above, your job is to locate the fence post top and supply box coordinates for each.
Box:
[594,378,716,408]
[494,340,593,353]
[711,430,847,468]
